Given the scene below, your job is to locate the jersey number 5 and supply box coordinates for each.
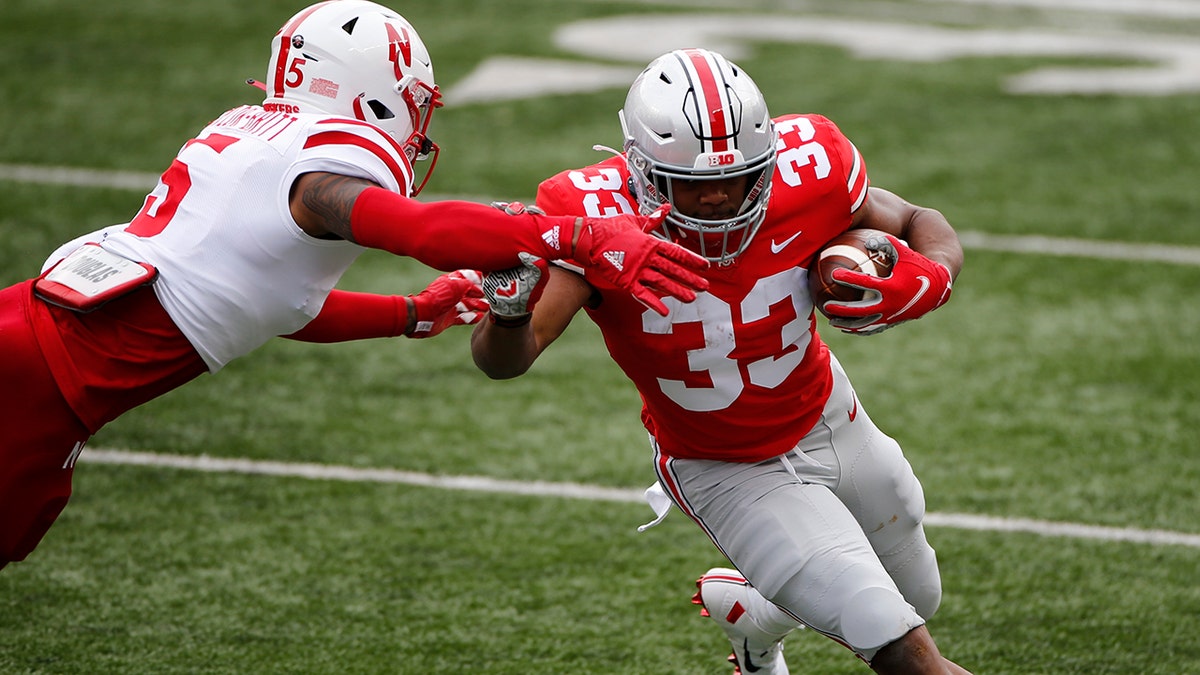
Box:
[126,134,241,237]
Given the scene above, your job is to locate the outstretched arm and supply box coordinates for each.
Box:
[290,171,572,268]
[287,172,709,315]
[284,270,486,342]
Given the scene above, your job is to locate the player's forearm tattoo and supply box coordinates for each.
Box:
[301,173,373,241]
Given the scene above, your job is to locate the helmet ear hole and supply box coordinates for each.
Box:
[366,100,395,120]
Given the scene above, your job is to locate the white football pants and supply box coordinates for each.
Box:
[651,354,942,661]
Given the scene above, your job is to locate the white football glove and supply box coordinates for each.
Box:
[482,252,549,323]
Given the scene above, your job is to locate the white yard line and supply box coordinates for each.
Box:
[933,0,1200,20]
[955,230,1200,266]
[0,163,161,191]
[81,448,1200,549]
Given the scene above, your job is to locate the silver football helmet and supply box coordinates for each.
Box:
[620,48,776,263]
[262,0,442,194]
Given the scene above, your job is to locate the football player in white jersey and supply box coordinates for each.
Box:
[471,49,970,674]
[0,1,709,571]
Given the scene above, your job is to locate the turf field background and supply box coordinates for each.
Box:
[2,1,1198,673]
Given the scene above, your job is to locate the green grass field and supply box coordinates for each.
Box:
[3,0,1199,673]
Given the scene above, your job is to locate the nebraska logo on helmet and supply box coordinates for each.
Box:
[388,24,412,73]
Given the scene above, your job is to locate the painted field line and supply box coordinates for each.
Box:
[0,163,160,191]
[955,230,1200,266]
[81,448,1200,549]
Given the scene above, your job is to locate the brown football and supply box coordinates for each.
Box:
[808,229,895,317]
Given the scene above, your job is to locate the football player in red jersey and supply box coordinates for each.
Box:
[0,1,708,571]
[472,49,968,674]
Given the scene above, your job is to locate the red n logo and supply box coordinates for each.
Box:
[386,24,412,79]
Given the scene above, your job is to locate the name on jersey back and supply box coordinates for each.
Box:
[212,105,300,141]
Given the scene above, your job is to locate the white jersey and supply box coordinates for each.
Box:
[76,105,415,371]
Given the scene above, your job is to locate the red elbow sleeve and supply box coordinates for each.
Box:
[285,290,407,343]
[349,187,575,271]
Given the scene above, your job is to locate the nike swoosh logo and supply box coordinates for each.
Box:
[770,231,803,254]
[741,638,763,673]
[848,396,859,422]
[886,275,931,320]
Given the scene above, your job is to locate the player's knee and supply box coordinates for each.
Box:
[908,573,942,620]
[839,585,925,661]
[876,524,942,620]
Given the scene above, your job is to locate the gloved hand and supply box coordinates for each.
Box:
[571,205,710,316]
[824,233,953,335]
[406,270,488,338]
[483,252,549,325]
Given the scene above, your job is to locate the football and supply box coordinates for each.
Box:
[808,228,895,316]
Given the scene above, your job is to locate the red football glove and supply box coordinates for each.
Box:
[824,233,953,335]
[407,270,488,338]
[572,205,710,316]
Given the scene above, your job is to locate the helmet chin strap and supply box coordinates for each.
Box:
[596,143,667,213]
[408,138,439,197]
[740,170,768,215]
[591,143,623,159]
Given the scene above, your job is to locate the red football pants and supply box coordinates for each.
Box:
[0,282,90,569]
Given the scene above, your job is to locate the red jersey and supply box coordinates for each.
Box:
[536,114,869,461]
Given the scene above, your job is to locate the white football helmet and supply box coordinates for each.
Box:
[262,0,442,194]
[620,48,776,263]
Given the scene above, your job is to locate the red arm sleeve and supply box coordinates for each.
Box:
[283,290,409,343]
[349,187,578,271]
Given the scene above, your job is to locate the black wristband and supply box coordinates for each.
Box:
[402,295,418,336]
[488,311,531,328]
